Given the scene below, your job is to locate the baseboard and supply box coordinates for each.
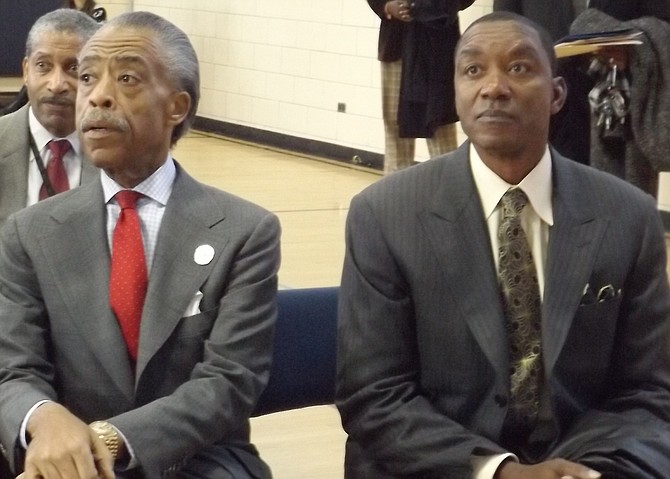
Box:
[193,116,384,171]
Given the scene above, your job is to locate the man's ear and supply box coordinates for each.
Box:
[22,57,29,85]
[550,75,568,115]
[168,91,191,127]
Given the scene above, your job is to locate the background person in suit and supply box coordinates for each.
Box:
[0,11,279,479]
[0,9,99,229]
[336,12,670,479]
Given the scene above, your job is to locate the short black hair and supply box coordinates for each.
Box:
[458,11,558,75]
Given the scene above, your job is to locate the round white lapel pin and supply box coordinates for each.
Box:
[194,244,215,265]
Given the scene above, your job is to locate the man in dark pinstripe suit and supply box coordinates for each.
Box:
[337,12,670,479]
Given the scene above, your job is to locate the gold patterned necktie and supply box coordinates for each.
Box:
[498,188,543,438]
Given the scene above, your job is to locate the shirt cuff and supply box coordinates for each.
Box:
[112,425,137,469]
[20,400,52,448]
[471,453,517,479]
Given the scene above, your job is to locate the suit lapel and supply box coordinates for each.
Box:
[0,106,30,226]
[542,154,607,375]
[418,144,509,379]
[43,181,135,400]
[135,166,228,380]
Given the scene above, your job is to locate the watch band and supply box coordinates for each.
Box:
[89,420,120,459]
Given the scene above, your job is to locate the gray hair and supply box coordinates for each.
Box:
[104,11,200,146]
[26,9,99,58]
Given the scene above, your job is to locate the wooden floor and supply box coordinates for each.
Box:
[174,131,670,478]
[174,132,378,478]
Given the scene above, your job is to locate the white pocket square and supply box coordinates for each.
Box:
[183,291,203,317]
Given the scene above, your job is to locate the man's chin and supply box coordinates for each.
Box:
[40,116,75,138]
[84,147,123,170]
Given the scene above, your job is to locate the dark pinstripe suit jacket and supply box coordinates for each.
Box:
[336,142,670,478]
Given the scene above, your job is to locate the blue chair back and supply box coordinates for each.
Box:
[252,287,338,416]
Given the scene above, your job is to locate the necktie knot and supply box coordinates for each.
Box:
[115,190,143,210]
[48,139,71,159]
[500,188,528,218]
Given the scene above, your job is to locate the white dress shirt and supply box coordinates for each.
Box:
[27,107,82,206]
[468,144,554,479]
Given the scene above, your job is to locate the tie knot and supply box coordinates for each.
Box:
[48,139,71,158]
[500,188,528,218]
[115,190,143,210]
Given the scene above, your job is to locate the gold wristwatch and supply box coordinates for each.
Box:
[89,420,120,459]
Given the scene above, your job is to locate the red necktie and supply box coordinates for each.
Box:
[109,191,147,365]
[39,139,71,200]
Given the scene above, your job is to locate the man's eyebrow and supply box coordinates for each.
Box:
[506,42,543,60]
[456,42,543,63]
[78,53,101,66]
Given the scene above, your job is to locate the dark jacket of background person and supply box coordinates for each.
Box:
[572,8,670,197]
[492,0,576,40]
[368,0,473,138]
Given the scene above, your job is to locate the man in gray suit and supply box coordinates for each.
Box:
[0,9,99,229]
[336,12,670,479]
[0,11,279,479]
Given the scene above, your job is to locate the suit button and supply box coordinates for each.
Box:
[494,394,507,407]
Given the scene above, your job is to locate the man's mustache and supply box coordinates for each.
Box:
[79,110,129,132]
[39,95,74,107]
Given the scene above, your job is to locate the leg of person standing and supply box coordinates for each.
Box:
[381,59,415,174]
[426,122,458,158]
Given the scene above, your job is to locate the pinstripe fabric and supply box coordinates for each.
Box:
[381,60,458,174]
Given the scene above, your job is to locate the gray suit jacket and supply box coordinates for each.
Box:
[336,142,670,478]
[0,104,98,230]
[0,164,280,478]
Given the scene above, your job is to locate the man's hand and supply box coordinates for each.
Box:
[496,458,601,479]
[23,402,114,479]
[384,0,413,22]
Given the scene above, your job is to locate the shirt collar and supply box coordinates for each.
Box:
[102,156,176,206]
[28,106,81,158]
[470,143,554,226]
